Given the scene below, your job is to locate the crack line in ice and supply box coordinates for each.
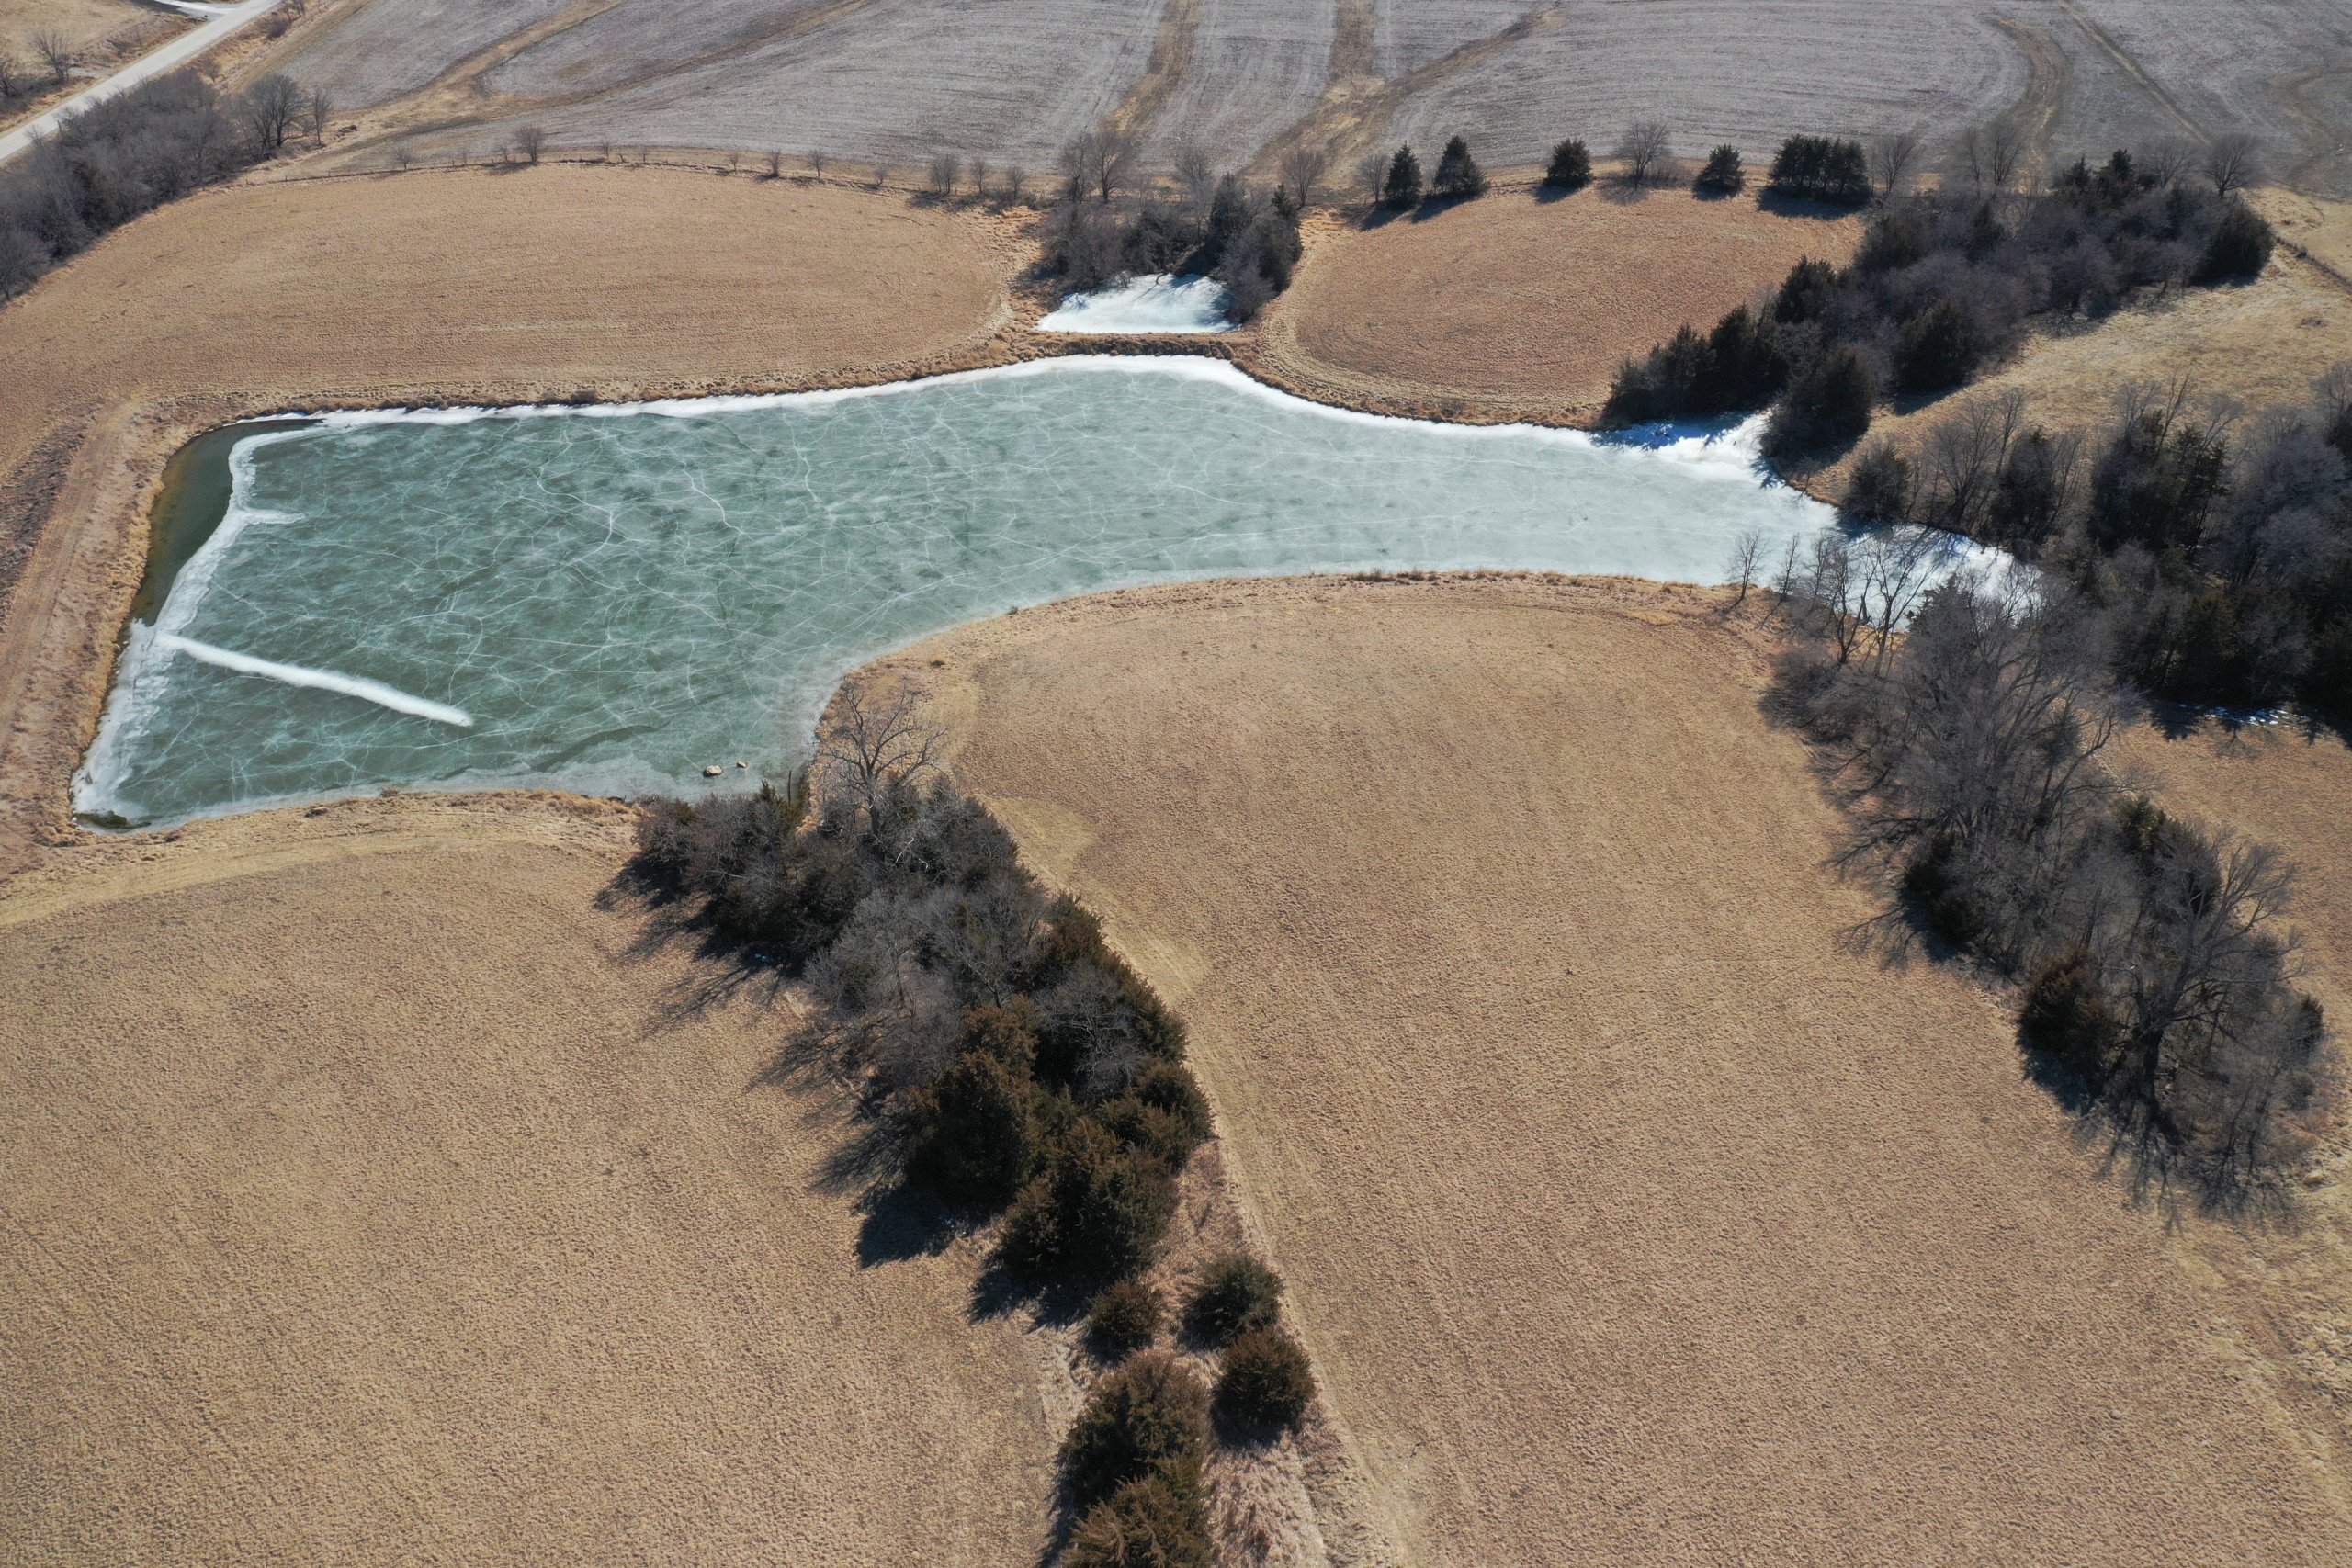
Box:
[155,634,474,728]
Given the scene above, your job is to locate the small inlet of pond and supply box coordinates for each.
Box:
[78,356,1975,828]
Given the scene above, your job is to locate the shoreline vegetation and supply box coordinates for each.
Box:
[630,678,1326,1564]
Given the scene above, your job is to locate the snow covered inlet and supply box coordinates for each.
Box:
[1036,275,1234,334]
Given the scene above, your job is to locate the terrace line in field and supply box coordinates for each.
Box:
[80,355,1930,828]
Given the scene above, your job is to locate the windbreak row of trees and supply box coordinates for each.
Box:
[1768,549,2334,1202]
[1042,135,1305,321]
[1844,373,2352,721]
[1604,141,2276,457]
[633,681,1316,1564]
[0,71,325,299]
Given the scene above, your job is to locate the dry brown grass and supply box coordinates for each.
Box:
[0,164,1011,875]
[885,573,2352,1566]
[0,0,153,56]
[0,795,1055,1564]
[1256,187,1860,424]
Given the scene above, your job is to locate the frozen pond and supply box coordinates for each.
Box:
[1035,275,1234,333]
[82,356,1865,826]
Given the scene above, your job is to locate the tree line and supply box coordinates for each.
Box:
[1843,370,2352,723]
[1766,544,2334,1204]
[631,680,1314,1566]
[1603,138,2277,457]
[0,70,329,299]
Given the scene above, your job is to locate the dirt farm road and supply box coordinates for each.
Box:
[0,0,290,168]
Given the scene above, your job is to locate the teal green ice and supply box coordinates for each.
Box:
[78,357,1867,827]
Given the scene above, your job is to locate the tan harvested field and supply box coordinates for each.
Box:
[1258,188,1860,423]
[888,574,2352,1566]
[0,0,153,55]
[0,795,1056,1563]
[264,0,2352,192]
[0,164,1010,873]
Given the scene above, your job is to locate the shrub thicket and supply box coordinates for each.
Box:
[635,680,1213,1284]
[1041,161,1303,321]
[1543,138,1591,191]
[1087,1280,1165,1359]
[1430,134,1486,200]
[1845,367,2352,723]
[1063,1476,1215,1568]
[1216,1326,1315,1429]
[1060,1349,1212,1508]
[1183,1253,1283,1347]
[1767,134,1871,205]
[1692,144,1745,196]
[0,71,278,299]
[1604,141,2273,457]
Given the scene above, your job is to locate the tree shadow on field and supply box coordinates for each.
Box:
[602,856,967,1267]
[1531,182,1584,205]
[1598,178,1654,207]
[1757,189,1864,221]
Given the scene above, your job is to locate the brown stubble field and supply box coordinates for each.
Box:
[886,574,2352,1566]
[0,796,1058,1564]
[1255,186,1860,423]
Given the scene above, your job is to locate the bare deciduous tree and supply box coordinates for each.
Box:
[1871,129,1922,200]
[2141,139,2196,187]
[818,679,945,823]
[1278,141,1331,209]
[514,124,546,164]
[764,148,783,178]
[968,155,990,201]
[1726,528,1765,608]
[241,73,300,151]
[1353,149,1388,200]
[1963,119,2025,193]
[1919,389,2030,533]
[2203,131,2261,200]
[1172,142,1215,218]
[808,148,827,179]
[0,51,23,103]
[926,151,959,199]
[30,28,73,86]
[1001,163,1026,202]
[1058,129,1134,202]
[303,85,334,143]
[1613,120,1670,186]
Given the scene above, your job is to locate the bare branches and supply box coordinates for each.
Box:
[1277,141,1331,209]
[817,678,944,823]
[29,28,73,86]
[926,150,959,200]
[2202,131,2261,201]
[1959,120,2024,194]
[242,73,300,151]
[1726,528,1765,608]
[1058,128,1134,202]
[1871,129,1922,200]
[1612,120,1670,186]
[514,123,546,165]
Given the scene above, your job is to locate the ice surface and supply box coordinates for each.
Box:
[1035,276,1234,334]
[79,357,1957,826]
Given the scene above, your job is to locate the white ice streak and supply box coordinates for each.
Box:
[1035,275,1236,334]
[154,633,474,727]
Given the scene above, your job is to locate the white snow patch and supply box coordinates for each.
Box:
[1036,275,1234,334]
[155,634,473,727]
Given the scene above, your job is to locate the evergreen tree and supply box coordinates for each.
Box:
[1430,134,1487,199]
[1381,144,1423,209]
[1543,137,1591,190]
[1692,143,1745,195]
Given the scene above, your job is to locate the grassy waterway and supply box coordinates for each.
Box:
[81,357,1866,827]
